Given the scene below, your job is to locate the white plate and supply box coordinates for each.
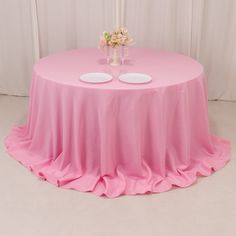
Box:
[119,73,152,84]
[79,73,112,84]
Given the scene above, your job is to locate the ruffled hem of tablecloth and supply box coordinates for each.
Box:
[5,132,230,198]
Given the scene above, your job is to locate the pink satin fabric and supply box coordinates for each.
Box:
[5,48,230,198]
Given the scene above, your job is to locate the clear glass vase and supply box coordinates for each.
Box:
[120,45,129,65]
[110,47,121,66]
[105,46,110,64]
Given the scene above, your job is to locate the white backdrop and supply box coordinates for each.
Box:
[0,0,235,100]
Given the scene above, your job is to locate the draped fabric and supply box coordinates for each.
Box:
[5,48,230,197]
[0,0,236,100]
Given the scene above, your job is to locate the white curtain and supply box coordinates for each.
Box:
[125,0,193,55]
[0,0,236,101]
[0,0,35,96]
[36,0,114,57]
[193,0,236,100]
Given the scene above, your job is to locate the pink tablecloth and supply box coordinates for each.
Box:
[5,48,230,198]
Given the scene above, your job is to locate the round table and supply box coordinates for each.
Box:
[5,48,230,198]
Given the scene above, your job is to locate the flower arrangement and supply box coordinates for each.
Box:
[99,27,133,48]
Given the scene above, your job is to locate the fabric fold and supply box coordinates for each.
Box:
[5,49,231,198]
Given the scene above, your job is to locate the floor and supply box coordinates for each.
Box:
[0,95,235,236]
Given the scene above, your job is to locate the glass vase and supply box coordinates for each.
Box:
[105,46,110,64]
[120,45,128,64]
[110,47,121,66]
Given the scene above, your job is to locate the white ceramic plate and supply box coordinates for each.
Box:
[119,73,152,84]
[79,73,112,84]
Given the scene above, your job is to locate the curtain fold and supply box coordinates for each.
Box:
[192,0,236,100]
[0,0,235,100]
[0,0,35,96]
[36,0,114,57]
